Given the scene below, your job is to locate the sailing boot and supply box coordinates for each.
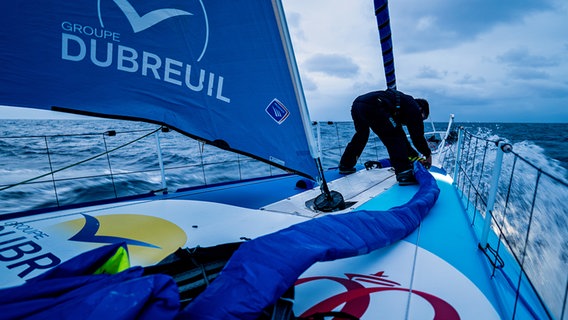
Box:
[338,165,356,175]
[396,169,418,186]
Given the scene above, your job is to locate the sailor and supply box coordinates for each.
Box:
[338,89,432,185]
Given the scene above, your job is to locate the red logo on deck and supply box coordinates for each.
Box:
[295,271,460,319]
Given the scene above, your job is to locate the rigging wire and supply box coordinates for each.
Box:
[404,223,422,320]
[0,127,162,192]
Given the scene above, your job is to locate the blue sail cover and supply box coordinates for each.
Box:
[182,163,440,320]
[0,0,319,179]
[0,243,179,319]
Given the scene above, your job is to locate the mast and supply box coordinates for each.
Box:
[295,1,400,212]
[306,0,400,212]
[374,0,397,89]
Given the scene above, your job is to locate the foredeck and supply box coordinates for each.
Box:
[292,169,548,319]
[0,165,553,319]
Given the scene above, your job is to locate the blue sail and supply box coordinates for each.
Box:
[0,243,180,319]
[0,0,319,179]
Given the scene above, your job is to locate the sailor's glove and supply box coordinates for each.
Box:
[364,161,383,170]
[409,156,432,169]
[421,155,432,169]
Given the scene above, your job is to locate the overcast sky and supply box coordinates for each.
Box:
[1,0,567,122]
[282,0,568,122]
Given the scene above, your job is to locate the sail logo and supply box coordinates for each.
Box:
[111,0,193,33]
[59,0,231,104]
[266,99,290,124]
[96,0,209,62]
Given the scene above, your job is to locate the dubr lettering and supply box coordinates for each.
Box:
[0,225,61,279]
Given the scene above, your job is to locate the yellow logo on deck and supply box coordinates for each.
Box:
[53,214,187,266]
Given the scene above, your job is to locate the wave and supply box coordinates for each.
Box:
[440,126,567,317]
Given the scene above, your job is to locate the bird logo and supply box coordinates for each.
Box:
[111,0,193,33]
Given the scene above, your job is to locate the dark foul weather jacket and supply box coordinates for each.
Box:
[339,89,431,173]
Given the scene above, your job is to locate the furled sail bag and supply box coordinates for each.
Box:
[0,243,179,319]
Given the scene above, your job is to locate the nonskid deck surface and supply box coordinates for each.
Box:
[262,168,397,217]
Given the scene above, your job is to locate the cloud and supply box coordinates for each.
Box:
[283,0,568,122]
[284,11,305,41]
[391,0,559,53]
[299,73,318,92]
[304,53,360,79]
[457,74,486,85]
[497,47,560,68]
[416,66,447,79]
[506,68,550,80]
[494,47,562,81]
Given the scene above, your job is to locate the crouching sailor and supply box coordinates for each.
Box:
[338,89,432,185]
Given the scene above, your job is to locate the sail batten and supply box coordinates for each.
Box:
[0,0,319,179]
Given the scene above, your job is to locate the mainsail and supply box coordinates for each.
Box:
[0,0,319,179]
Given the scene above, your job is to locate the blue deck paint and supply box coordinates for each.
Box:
[356,171,505,316]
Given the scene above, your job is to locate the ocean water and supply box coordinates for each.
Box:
[0,119,566,215]
[456,122,568,174]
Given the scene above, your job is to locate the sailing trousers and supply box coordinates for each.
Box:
[339,99,418,174]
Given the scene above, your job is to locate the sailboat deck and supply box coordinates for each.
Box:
[262,168,397,217]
